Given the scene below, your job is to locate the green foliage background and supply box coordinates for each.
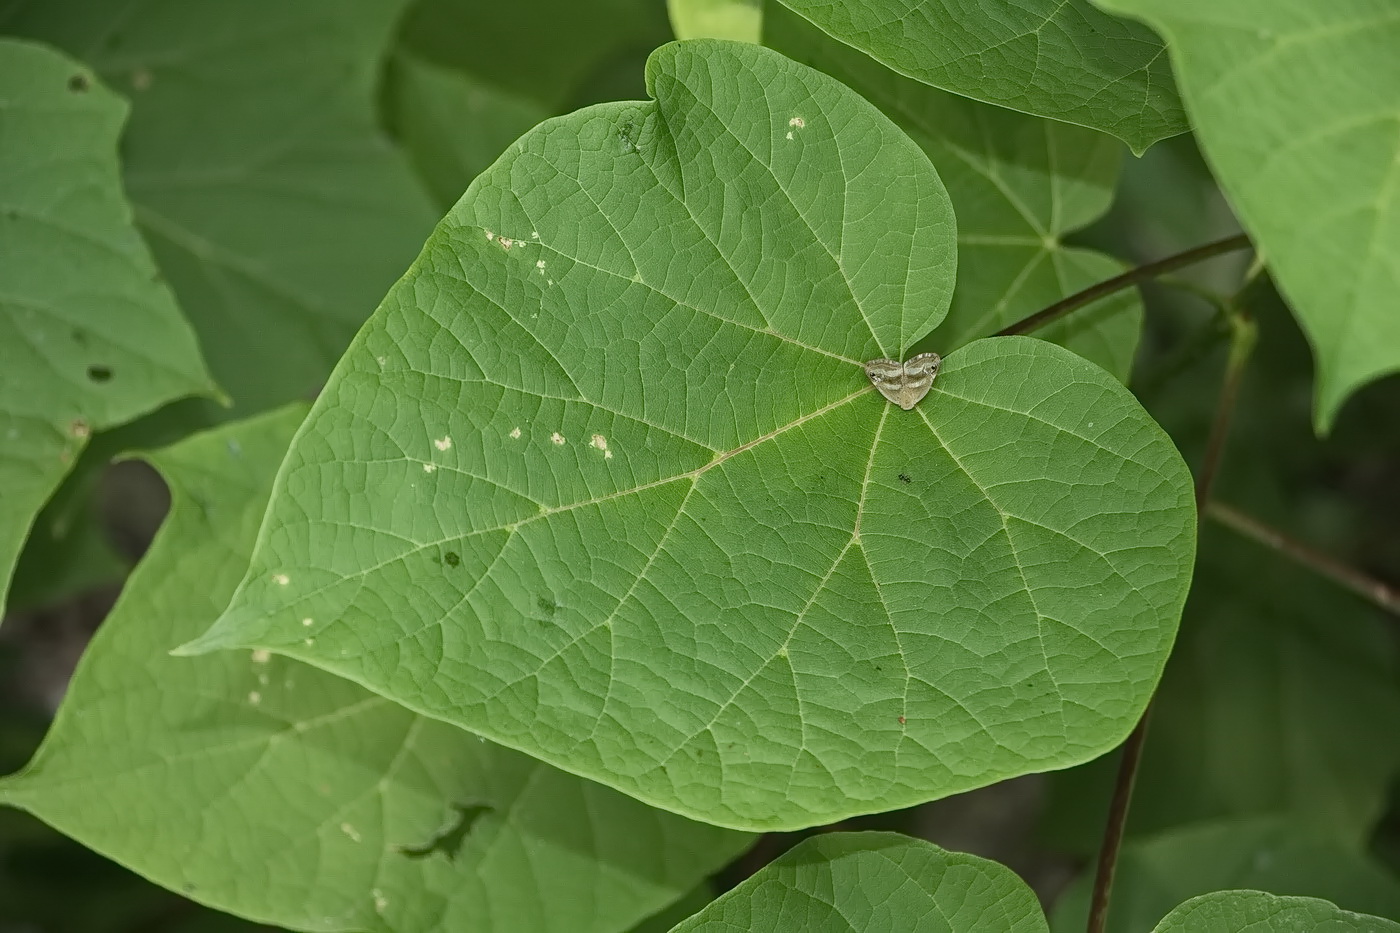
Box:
[2,0,1399,931]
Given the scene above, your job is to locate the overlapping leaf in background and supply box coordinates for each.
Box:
[0,406,747,933]
[1096,0,1400,432]
[774,0,1187,152]
[670,833,1048,932]
[1051,820,1400,933]
[1154,890,1400,933]
[1,0,437,416]
[184,40,1195,831]
[0,39,213,615]
[764,4,1143,383]
[383,0,674,212]
[669,830,1400,932]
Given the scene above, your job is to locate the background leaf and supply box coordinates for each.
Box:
[1153,890,1400,933]
[1094,0,1400,431]
[0,38,212,615]
[669,832,1047,932]
[0,405,748,933]
[764,4,1143,382]
[774,0,1187,153]
[383,0,674,213]
[1,0,437,416]
[669,0,762,43]
[186,41,1195,831]
[1052,819,1400,932]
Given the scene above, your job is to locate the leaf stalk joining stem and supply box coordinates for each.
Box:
[998,233,1253,339]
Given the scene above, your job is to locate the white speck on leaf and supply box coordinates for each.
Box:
[551,432,566,445]
[301,617,313,627]
[785,131,794,140]
[251,649,271,664]
[341,823,362,843]
[433,436,452,451]
[484,230,494,241]
[789,116,805,129]
[272,573,290,586]
[248,691,261,705]
[304,638,314,647]
[590,434,608,452]
[509,427,522,439]
[373,890,388,913]
[531,231,539,239]
[423,463,436,473]
[536,259,546,270]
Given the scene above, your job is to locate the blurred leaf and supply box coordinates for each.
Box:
[0,406,749,932]
[396,0,672,111]
[383,52,551,210]
[668,0,762,42]
[2,0,438,415]
[1052,819,1400,933]
[382,0,673,210]
[774,0,1186,153]
[1154,890,1400,933]
[184,41,1195,831]
[0,38,212,615]
[669,832,1047,932]
[1095,0,1400,431]
[765,4,1142,382]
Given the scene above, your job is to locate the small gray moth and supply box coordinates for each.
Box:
[863,352,941,410]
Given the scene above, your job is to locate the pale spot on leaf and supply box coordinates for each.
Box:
[550,432,566,445]
[272,573,290,586]
[251,649,271,664]
[341,823,362,843]
[509,427,522,439]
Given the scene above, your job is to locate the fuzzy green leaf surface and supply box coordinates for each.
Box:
[669,832,1047,931]
[0,38,212,614]
[775,0,1186,152]
[0,405,747,932]
[1,0,437,415]
[764,4,1142,381]
[188,41,1196,831]
[1096,0,1400,430]
[1154,891,1400,933]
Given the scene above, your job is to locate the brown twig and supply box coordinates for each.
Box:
[998,234,1253,338]
[1206,501,1400,618]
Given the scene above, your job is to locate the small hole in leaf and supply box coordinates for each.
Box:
[67,73,89,92]
[443,551,460,567]
[398,803,492,862]
[87,364,113,383]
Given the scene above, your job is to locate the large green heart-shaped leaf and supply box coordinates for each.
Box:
[775,0,1187,153]
[185,40,1196,830]
[0,405,748,933]
[0,39,213,615]
[1154,891,1400,933]
[763,4,1142,382]
[2,0,437,415]
[668,833,1047,931]
[1094,0,1400,431]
